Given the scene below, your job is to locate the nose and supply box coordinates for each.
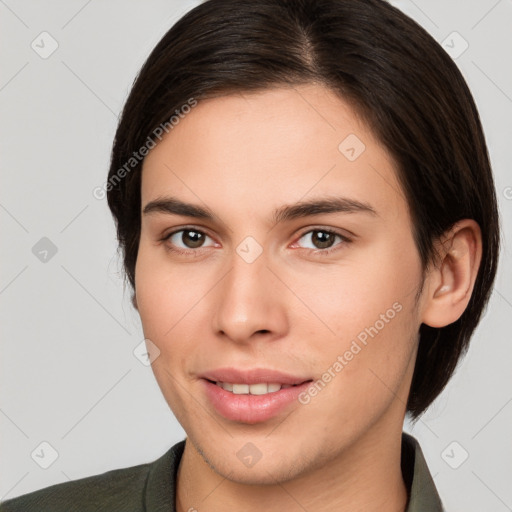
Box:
[211,247,289,345]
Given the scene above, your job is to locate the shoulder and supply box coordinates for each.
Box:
[0,440,187,512]
[0,460,152,512]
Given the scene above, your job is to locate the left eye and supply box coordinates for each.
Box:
[294,229,349,253]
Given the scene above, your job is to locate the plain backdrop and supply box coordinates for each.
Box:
[1,1,511,510]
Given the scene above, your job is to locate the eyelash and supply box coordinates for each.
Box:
[160,226,352,257]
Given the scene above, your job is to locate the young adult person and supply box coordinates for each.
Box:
[1,0,500,510]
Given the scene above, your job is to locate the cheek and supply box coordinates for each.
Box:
[135,239,189,317]
[292,236,421,404]
[293,240,421,340]
[134,247,201,420]
[297,297,418,438]
[134,241,217,366]
[135,242,179,341]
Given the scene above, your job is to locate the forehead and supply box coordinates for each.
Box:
[140,84,407,224]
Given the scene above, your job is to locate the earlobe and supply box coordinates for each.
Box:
[421,219,482,328]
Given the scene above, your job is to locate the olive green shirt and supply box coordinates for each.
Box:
[1,432,444,511]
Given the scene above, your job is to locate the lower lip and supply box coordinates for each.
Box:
[201,379,313,424]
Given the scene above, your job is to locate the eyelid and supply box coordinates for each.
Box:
[294,224,354,241]
[161,223,211,237]
[160,225,217,245]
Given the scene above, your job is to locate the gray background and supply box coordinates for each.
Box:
[1,0,511,510]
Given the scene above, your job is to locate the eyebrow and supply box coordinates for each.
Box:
[142,195,378,225]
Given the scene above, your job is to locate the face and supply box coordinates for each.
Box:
[135,84,426,484]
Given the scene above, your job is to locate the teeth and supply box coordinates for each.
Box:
[233,383,250,394]
[215,382,288,394]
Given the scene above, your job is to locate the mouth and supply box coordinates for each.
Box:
[200,370,315,424]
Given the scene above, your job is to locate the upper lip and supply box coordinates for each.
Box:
[200,367,313,385]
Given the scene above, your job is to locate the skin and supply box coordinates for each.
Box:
[134,84,482,512]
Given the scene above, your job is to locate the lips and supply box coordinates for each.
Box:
[198,367,314,423]
[199,367,312,386]
[201,378,314,423]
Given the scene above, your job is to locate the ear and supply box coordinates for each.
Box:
[131,291,138,311]
[421,219,482,328]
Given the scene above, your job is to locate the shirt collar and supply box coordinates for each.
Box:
[402,432,445,511]
[145,432,444,511]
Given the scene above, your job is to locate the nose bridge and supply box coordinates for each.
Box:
[212,241,287,342]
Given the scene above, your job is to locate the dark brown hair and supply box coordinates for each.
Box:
[106,0,501,420]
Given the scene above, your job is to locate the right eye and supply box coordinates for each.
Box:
[161,227,217,255]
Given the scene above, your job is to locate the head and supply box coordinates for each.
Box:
[106,0,500,482]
